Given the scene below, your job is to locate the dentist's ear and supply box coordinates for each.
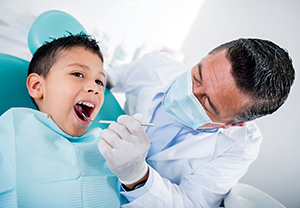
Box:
[231,122,246,127]
[220,122,246,129]
[27,73,44,99]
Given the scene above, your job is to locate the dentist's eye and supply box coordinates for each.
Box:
[193,74,202,85]
[72,72,83,78]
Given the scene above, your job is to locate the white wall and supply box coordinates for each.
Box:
[0,0,204,65]
[180,1,300,207]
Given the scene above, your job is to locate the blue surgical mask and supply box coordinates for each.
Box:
[163,68,224,130]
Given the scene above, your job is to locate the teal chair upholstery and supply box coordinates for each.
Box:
[0,10,124,129]
[0,53,37,114]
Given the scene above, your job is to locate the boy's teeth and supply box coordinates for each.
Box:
[78,102,94,108]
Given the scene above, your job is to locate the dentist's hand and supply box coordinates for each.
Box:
[99,113,150,185]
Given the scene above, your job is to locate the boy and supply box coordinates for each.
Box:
[0,33,122,207]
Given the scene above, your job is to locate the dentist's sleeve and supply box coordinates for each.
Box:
[121,166,195,208]
[106,52,178,115]
[106,52,180,94]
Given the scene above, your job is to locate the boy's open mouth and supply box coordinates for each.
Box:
[74,101,95,121]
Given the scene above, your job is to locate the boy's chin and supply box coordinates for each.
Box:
[63,125,89,137]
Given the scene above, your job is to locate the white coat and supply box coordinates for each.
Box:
[108,52,262,208]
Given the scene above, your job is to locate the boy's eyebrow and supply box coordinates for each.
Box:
[197,63,220,116]
[98,70,106,78]
[69,63,106,77]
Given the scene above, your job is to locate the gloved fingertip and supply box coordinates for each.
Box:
[132,113,142,123]
[116,114,126,122]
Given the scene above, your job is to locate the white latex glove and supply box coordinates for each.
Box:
[99,113,150,184]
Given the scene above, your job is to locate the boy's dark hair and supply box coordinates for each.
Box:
[28,32,103,78]
[209,38,295,123]
[28,32,103,108]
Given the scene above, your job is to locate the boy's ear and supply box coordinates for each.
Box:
[27,73,44,99]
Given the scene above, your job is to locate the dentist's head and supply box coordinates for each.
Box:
[209,39,295,123]
[165,38,295,130]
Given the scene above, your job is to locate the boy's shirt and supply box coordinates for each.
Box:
[0,108,120,207]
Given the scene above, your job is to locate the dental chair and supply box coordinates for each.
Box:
[0,10,124,129]
[223,183,286,208]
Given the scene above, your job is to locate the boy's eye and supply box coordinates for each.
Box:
[95,80,104,86]
[72,72,83,78]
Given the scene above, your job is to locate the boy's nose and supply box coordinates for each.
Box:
[88,89,99,95]
[85,82,99,95]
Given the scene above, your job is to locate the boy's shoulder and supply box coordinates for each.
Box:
[0,108,43,136]
[0,107,40,121]
[1,108,45,128]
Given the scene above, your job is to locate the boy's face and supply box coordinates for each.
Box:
[32,47,105,136]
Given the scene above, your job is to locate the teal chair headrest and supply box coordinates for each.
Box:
[28,10,86,55]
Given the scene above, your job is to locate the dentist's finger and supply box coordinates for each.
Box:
[98,139,113,159]
[117,115,145,137]
[100,128,122,149]
[108,121,135,143]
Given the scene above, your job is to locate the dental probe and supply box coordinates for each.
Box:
[82,113,155,126]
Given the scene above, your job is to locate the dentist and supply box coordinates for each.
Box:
[99,38,295,207]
